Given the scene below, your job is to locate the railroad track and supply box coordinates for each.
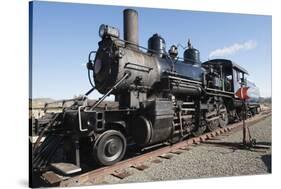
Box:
[39,110,271,187]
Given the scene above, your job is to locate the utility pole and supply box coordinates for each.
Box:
[242,99,247,145]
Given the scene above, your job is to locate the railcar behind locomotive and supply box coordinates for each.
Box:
[32,8,261,173]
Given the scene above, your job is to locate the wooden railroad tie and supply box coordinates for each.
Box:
[170,150,184,155]
[131,164,149,171]
[111,170,132,179]
[179,146,190,151]
[151,159,162,164]
[159,154,174,159]
[41,171,63,185]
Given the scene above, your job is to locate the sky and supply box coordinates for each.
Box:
[30,1,272,100]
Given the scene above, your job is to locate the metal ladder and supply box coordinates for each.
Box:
[172,101,195,139]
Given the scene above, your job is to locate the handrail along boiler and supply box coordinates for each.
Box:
[32,9,261,173]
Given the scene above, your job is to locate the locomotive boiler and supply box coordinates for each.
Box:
[32,8,261,174]
[92,9,204,107]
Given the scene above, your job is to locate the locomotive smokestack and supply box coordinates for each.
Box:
[123,9,139,49]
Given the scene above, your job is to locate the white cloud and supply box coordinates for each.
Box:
[209,40,257,58]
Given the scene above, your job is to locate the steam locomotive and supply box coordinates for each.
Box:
[32,9,260,173]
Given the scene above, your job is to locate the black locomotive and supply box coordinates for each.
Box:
[32,9,260,173]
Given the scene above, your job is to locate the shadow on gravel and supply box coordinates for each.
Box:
[202,141,271,153]
[261,154,272,173]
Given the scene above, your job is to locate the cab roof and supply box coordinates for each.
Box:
[203,59,249,75]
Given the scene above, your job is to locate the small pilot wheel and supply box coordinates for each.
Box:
[93,130,127,166]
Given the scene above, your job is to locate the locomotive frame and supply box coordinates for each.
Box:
[32,8,261,175]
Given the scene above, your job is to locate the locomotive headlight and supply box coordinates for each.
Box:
[99,24,120,38]
[99,24,106,38]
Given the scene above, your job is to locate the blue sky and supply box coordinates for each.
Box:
[30,1,272,99]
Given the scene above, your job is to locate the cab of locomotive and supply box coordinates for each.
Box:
[202,59,251,94]
[202,59,234,92]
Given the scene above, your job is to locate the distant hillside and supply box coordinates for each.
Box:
[30,97,118,109]
[30,98,54,108]
[32,98,54,103]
